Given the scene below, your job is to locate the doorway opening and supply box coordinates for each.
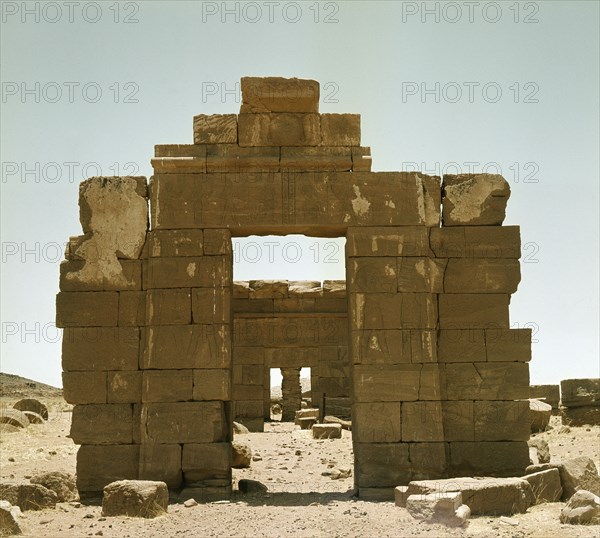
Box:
[269,367,312,422]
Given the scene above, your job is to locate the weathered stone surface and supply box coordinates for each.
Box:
[107,371,142,403]
[233,281,251,299]
[346,227,432,257]
[76,445,139,492]
[151,157,206,174]
[248,280,288,298]
[437,329,486,362]
[320,114,360,146]
[155,144,207,158]
[352,329,436,365]
[238,479,268,494]
[240,77,319,113]
[355,443,410,488]
[523,468,562,503]
[560,378,600,407]
[119,290,146,326]
[138,444,182,488]
[443,362,529,400]
[238,113,320,147]
[144,256,230,289]
[56,291,119,327]
[62,371,107,404]
[312,423,342,439]
[560,490,600,524]
[402,402,443,441]
[323,280,346,297]
[474,400,529,441]
[30,472,77,503]
[403,477,534,515]
[442,173,510,226]
[444,259,521,293]
[438,294,509,329]
[142,370,193,402]
[448,441,530,477]
[348,258,397,293]
[351,293,438,329]
[193,114,237,144]
[233,421,250,435]
[12,399,48,420]
[0,500,22,535]
[231,442,252,468]
[485,328,531,361]
[146,289,191,325]
[70,404,133,445]
[560,457,600,499]
[280,146,352,171]
[430,225,521,258]
[405,492,470,527]
[0,483,58,511]
[193,369,231,401]
[191,288,231,324]
[560,406,600,426]
[353,365,431,402]
[207,144,280,172]
[60,259,142,292]
[147,230,203,257]
[101,480,168,518]
[529,399,552,432]
[352,147,372,172]
[528,437,551,464]
[530,384,560,410]
[182,443,230,483]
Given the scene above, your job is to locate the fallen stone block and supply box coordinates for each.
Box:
[294,408,319,426]
[523,468,562,504]
[529,399,552,432]
[528,438,550,464]
[232,442,252,469]
[238,479,268,494]
[559,490,600,524]
[323,416,352,430]
[560,378,600,407]
[560,457,600,499]
[297,417,317,430]
[233,421,249,435]
[312,423,342,439]
[0,483,58,511]
[12,399,48,421]
[394,486,410,507]
[249,280,288,299]
[101,480,168,518]
[560,406,600,427]
[529,384,560,410]
[400,477,534,515]
[30,472,78,503]
[0,500,22,535]
[406,492,470,527]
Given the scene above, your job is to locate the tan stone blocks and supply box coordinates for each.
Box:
[192,288,231,324]
[352,330,436,364]
[355,443,411,488]
[155,144,207,158]
[348,258,397,293]
[473,401,529,441]
[352,147,372,172]
[151,157,206,174]
[144,402,227,443]
[118,291,145,326]
[320,114,360,146]
[139,444,182,487]
[402,402,444,442]
[233,384,263,400]
[193,114,238,144]
[313,297,347,313]
[107,371,142,403]
[353,402,401,442]
[442,401,474,441]
[56,291,119,327]
[232,346,264,365]
[70,404,133,444]
[264,347,319,368]
[248,280,288,298]
[62,327,140,371]
[346,227,432,257]
[76,445,139,492]
[146,289,191,325]
[193,369,231,401]
[485,328,531,361]
[233,298,274,313]
[438,294,509,329]
[448,441,530,477]
[443,362,529,400]
[147,230,203,257]
[238,113,320,146]
[234,400,263,418]
[353,364,421,402]
[233,364,264,386]
[351,293,438,329]
[438,328,531,362]
[409,443,448,480]
[430,226,521,258]
[182,443,231,483]
[62,371,107,404]
[206,145,279,172]
[233,281,250,299]
[273,298,316,313]
[445,259,521,293]
[203,229,232,255]
[144,256,230,289]
[323,280,346,296]
[142,370,193,402]
[240,77,319,113]
[280,146,352,171]
[142,325,230,369]
[59,259,142,292]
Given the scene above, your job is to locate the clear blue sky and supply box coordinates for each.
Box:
[1,1,598,387]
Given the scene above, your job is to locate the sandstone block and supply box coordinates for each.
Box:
[322,280,346,296]
[234,400,263,418]
[206,144,279,172]
[60,259,142,292]
[233,298,274,313]
[232,441,252,468]
[76,445,139,492]
[233,384,263,400]
[193,114,237,144]
[438,294,509,329]
[409,443,448,480]
[559,457,600,499]
[240,77,319,113]
[473,400,530,441]
[147,230,203,257]
[248,280,288,298]
[561,378,600,407]
[233,281,250,299]
[397,257,446,293]
[529,384,560,409]
[62,327,140,371]
[346,227,432,257]
[280,146,352,171]
[101,480,168,518]
[442,174,510,226]
[56,291,118,327]
[485,328,531,361]
[203,229,232,255]
[107,371,142,403]
[353,364,421,402]
[142,369,193,402]
[348,258,397,293]
[355,443,411,488]
[146,289,191,325]
[138,444,182,488]
[523,468,562,504]
[560,490,600,524]
[238,113,320,146]
[182,443,231,484]
[430,225,521,258]
[151,157,206,174]
[273,298,316,313]
[402,402,444,441]
[442,401,474,441]
[443,362,529,400]
[119,291,145,326]
[0,483,57,511]
[144,402,227,443]
[287,280,322,296]
[529,399,552,432]
[144,256,230,289]
[142,325,230,369]
[62,371,107,404]
[155,144,207,158]
[351,293,438,329]
[560,406,600,426]
[320,114,360,146]
[70,404,133,444]
[192,287,231,324]
[437,329,486,362]
[0,500,22,535]
[30,471,77,503]
[406,492,469,526]
[233,347,264,365]
[445,259,521,293]
[352,147,372,172]
[448,441,530,477]
[193,369,231,401]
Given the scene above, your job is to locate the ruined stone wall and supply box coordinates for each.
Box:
[57,76,532,500]
[232,280,349,430]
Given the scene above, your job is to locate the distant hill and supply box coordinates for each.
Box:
[0,372,62,400]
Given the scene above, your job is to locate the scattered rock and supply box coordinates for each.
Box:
[0,500,22,535]
[560,457,600,499]
[0,483,58,511]
[252,455,263,462]
[12,399,48,420]
[232,442,252,469]
[528,438,550,464]
[183,499,198,508]
[523,468,562,504]
[329,468,352,480]
[323,416,352,431]
[406,492,470,527]
[238,479,268,494]
[560,490,600,524]
[101,480,168,518]
[232,421,250,435]
[499,516,519,526]
[30,472,78,503]
[312,423,342,439]
[529,399,552,432]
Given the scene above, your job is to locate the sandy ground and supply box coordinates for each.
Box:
[1,400,599,538]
